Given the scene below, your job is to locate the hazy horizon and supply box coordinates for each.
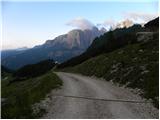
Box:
[1,0,158,50]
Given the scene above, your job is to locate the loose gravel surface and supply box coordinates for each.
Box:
[41,72,158,119]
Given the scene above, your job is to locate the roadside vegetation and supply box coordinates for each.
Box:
[2,66,62,118]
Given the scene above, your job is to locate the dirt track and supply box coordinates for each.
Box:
[42,72,158,119]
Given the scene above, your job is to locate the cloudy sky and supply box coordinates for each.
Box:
[1,0,158,50]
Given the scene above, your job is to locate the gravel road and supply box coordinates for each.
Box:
[42,72,158,119]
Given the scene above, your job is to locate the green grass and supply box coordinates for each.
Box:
[1,70,62,118]
[62,33,159,108]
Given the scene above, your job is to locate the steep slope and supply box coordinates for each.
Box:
[60,18,159,107]
[14,59,56,78]
[63,32,159,107]
[58,24,145,68]
[144,17,159,31]
[1,70,62,118]
[1,60,62,119]
[1,65,13,79]
[2,27,105,70]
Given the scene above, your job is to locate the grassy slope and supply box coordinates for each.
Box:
[63,32,159,107]
[1,70,62,118]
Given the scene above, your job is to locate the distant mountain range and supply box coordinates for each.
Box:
[2,27,106,70]
[1,47,29,59]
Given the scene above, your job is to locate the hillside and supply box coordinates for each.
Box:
[63,32,159,107]
[1,47,29,60]
[1,69,62,118]
[60,17,159,107]
[144,17,159,31]
[1,65,14,81]
[14,59,56,78]
[2,27,105,70]
[58,24,146,68]
[58,18,159,69]
[1,59,63,118]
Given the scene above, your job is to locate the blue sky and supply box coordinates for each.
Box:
[1,0,158,50]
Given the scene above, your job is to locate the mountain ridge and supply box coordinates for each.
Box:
[2,27,106,70]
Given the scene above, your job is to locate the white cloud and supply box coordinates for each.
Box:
[116,19,134,28]
[124,12,158,23]
[67,12,158,31]
[97,12,158,30]
[103,19,116,26]
[66,17,95,30]
[98,18,134,30]
[103,19,116,28]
